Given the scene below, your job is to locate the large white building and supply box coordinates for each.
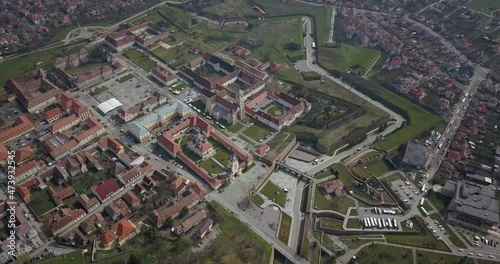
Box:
[128,100,192,142]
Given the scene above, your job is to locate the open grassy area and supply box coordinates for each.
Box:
[346,218,360,229]
[383,172,403,182]
[124,49,157,72]
[197,159,225,174]
[203,202,272,263]
[28,190,58,217]
[261,181,286,207]
[385,217,449,251]
[465,0,500,12]
[320,218,343,230]
[318,45,379,72]
[355,244,413,264]
[278,212,292,244]
[314,190,355,214]
[36,251,86,264]
[358,150,384,161]
[416,250,474,264]
[243,122,271,142]
[169,82,186,93]
[429,214,467,249]
[365,160,391,177]
[342,77,443,151]
[252,193,265,206]
[228,122,244,133]
[353,166,371,179]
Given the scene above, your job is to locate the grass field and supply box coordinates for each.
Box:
[355,244,413,264]
[261,181,286,207]
[383,172,403,182]
[318,45,379,72]
[198,159,225,174]
[320,218,343,230]
[228,123,244,133]
[252,193,265,206]
[358,150,384,161]
[28,190,58,217]
[465,0,500,12]
[170,82,186,93]
[278,212,292,244]
[346,218,360,228]
[125,49,157,72]
[243,123,271,142]
[345,78,443,151]
[365,160,391,177]
[416,250,474,264]
[204,202,272,263]
[385,217,449,251]
[37,251,86,264]
[314,190,355,214]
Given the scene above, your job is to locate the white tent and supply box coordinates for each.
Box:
[97,98,123,114]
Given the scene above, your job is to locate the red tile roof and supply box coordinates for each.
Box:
[92,179,120,201]
[0,116,34,143]
[43,107,63,121]
[113,219,137,243]
[0,142,8,160]
[14,145,35,164]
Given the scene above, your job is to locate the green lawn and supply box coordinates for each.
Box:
[278,212,292,244]
[465,0,500,12]
[385,217,449,251]
[243,123,271,142]
[341,77,443,151]
[318,45,379,72]
[36,251,86,264]
[358,150,383,161]
[267,106,284,117]
[28,190,58,217]
[198,159,225,174]
[365,160,391,177]
[346,218,360,229]
[429,214,467,249]
[204,202,272,263]
[314,190,355,214]
[383,173,403,182]
[228,123,244,133]
[416,250,475,264]
[213,147,231,166]
[355,244,413,264]
[350,209,358,216]
[252,193,265,206]
[320,218,343,230]
[261,181,286,207]
[353,166,371,179]
[117,73,134,83]
[169,82,186,92]
[125,49,157,72]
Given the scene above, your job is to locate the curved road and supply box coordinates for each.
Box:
[299,16,404,175]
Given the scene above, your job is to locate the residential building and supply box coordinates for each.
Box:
[117,93,167,122]
[402,141,434,170]
[91,178,120,202]
[174,210,207,235]
[101,219,139,248]
[152,68,178,86]
[318,179,344,197]
[0,116,34,143]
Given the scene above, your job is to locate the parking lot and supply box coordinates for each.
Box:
[93,72,153,107]
[389,179,423,208]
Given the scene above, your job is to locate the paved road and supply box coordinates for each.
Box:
[298,17,404,176]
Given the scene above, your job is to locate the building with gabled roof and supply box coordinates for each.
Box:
[99,136,124,155]
[101,219,139,248]
[92,179,120,202]
[152,67,178,86]
[0,116,34,144]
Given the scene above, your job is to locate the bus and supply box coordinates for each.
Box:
[421,185,426,193]
[420,198,425,206]
[393,219,398,229]
[388,219,393,229]
[378,219,382,228]
[363,218,368,228]
[419,206,429,217]
[312,42,316,48]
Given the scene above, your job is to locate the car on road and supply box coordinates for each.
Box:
[489,255,495,259]
[478,254,483,257]
[458,249,464,252]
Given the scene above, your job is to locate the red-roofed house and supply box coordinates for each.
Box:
[151,68,178,86]
[408,89,426,101]
[448,150,461,161]
[43,108,64,123]
[0,116,34,143]
[92,179,120,202]
[99,137,124,155]
[15,160,41,182]
[232,45,251,58]
[269,62,282,73]
[387,56,402,70]
[101,219,139,248]
[14,145,35,164]
[122,191,140,207]
[255,144,270,156]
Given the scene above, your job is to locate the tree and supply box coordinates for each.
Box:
[178,206,189,218]
[284,42,301,51]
